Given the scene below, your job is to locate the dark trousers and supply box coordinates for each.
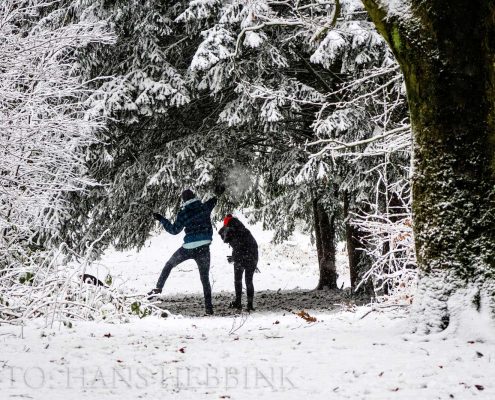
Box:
[156,245,212,310]
[234,260,257,305]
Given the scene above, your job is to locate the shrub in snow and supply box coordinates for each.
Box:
[0,0,163,325]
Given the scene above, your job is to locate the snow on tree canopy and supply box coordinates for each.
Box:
[175,0,222,23]
[295,158,331,184]
[244,30,265,48]
[190,26,235,71]
[341,0,367,17]
[313,109,364,137]
[310,30,346,69]
[218,95,254,126]
[218,1,245,24]
[260,99,284,123]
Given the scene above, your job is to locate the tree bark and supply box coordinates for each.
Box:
[362,0,495,332]
[344,192,374,296]
[312,198,338,290]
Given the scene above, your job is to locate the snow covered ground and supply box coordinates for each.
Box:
[1,310,494,399]
[1,218,494,399]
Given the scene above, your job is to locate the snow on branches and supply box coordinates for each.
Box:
[0,0,111,254]
[190,27,235,73]
[49,0,419,303]
[0,0,148,324]
[352,173,416,301]
[173,0,417,296]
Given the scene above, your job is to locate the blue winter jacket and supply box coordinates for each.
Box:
[158,197,217,244]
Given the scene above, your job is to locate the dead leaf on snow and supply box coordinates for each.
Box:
[295,310,317,323]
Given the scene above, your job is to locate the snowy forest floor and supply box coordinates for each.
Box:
[1,217,494,399]
[1,308,494,399]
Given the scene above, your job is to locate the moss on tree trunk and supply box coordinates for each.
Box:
[362,0,495,332]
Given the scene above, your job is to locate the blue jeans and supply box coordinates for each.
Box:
[156,245,212,310]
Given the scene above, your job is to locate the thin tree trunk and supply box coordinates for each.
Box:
[313,198,323,268]
[344,192,374,295]
[362,0,495,332]
[313,198,338,290]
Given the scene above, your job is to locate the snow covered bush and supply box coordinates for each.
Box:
[351,175,416,302]
[0,0,155,324]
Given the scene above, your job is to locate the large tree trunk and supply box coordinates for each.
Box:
[343,192,374,296]
[312,198,338,290]
[362,0,495,332]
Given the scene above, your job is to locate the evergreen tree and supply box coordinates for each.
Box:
[65,0,412,297]
[179,0,411,292]
[59,0,221,253]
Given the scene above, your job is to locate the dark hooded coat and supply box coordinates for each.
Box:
[219,218,258,266]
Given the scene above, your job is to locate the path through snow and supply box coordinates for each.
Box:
[153,288,364,317]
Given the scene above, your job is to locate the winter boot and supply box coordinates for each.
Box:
[205,307,214,316]
[246,298,255,312]
[147,288,162,300]
[229,299,242,310]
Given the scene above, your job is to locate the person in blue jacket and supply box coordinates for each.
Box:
[148,189,217,315]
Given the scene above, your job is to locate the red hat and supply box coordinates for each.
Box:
[223,214,233,227]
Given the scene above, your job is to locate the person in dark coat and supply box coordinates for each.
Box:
[148,189,217,315]
[219,214,258,311]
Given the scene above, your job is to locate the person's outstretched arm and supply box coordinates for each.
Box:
[204,197,217,212]
[153,211,185,235]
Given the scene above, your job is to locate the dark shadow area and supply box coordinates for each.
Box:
[154,289,370,317]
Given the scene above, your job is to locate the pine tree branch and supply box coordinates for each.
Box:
[308,125,411,156]
[232,20,306,58]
